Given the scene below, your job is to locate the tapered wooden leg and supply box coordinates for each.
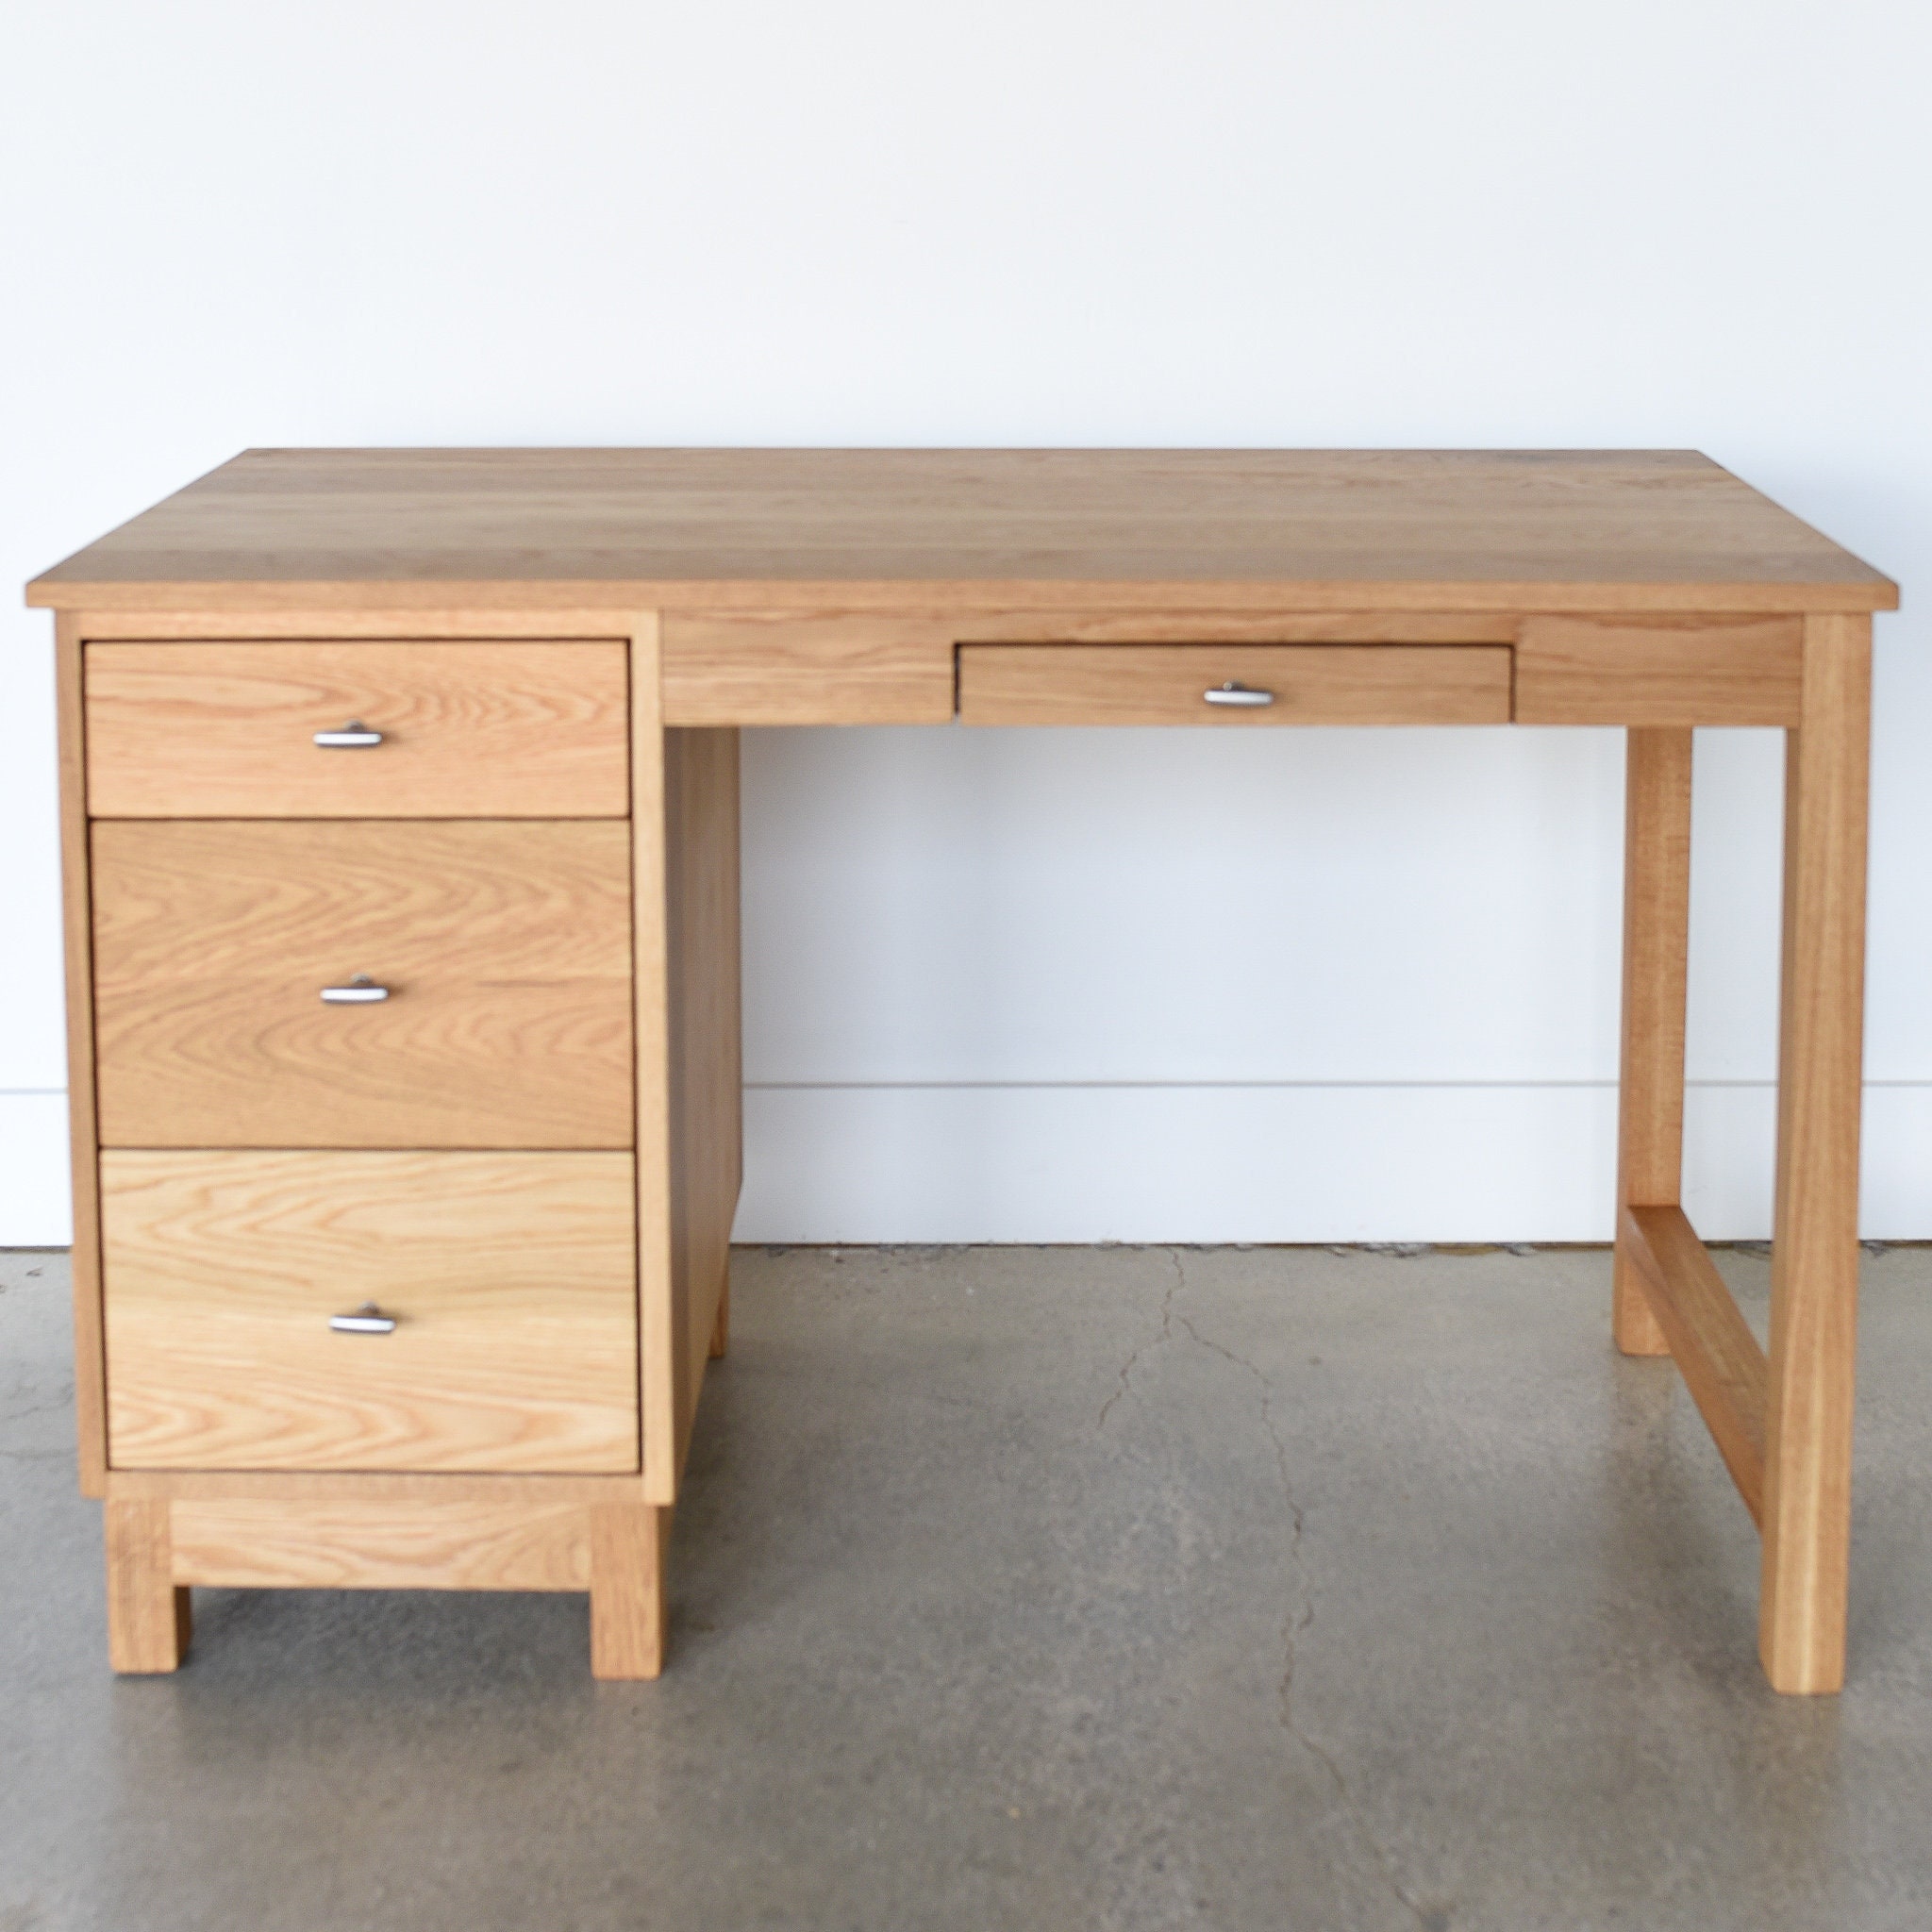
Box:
[1760,616,1871,1694]
[589,1504,670,1679]
[106,1500,191,1674]
[708,1270,730,1359]
[1614,727,1693,1356]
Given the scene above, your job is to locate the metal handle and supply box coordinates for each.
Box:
[313,720,384,748]
[321,974,391,1005]
[329,1302,397,1335]
[1203,681,1274,708]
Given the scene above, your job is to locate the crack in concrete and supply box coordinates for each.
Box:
[1174,1286,1439,1932]
[1096,1251,1181,1430]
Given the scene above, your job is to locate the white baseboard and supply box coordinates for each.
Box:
[737,1083,1932,1245]
[4,1085,1927,1248]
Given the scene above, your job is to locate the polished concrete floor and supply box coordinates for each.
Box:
[4,1241,1932,1931]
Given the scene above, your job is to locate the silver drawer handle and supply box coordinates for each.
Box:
[321,974,390,1005]
[1204,681,1274,708]
[330,1302,397,1335]
[313,720,384,748]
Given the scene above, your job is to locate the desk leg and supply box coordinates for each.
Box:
[1614,728,1693,1356]
[1760,615,1871,1693]
[590,1504,671,1679]
[106,1501,192,1673]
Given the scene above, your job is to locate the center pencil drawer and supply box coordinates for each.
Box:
[101,1149,640,1474]
[92,820,634,1149]
[957,644,1513,724]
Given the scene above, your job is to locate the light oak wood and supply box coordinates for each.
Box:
[1516,616,1804,725]
[1613,728,1693,1356]
[55,616,108,1496]
[955,609,1523,644]
[101,1150,640,1473]
[28,450,1896,615]
[1760,614,1873,1694]
[632,620,677,1501]
[72,608,641,641]
[70,607,1522,644]
[1621,1207,1769,1521]
[664,615,954,724]
[108,1468,644,1505]
[92,819,633,1149]
[105,1500,191,1673]
[958,644,1511,726]
[666,727,743,1465]
[171,1499,591,1591]
[84,641,629,817]
[635,652,743,1502]
[590,1503,670,1679]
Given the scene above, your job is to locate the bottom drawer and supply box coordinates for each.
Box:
[102,1150,639,1474]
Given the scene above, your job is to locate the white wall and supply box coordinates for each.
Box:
[4,1,1928,1243]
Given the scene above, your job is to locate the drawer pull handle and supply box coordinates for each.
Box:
[1204,681,1274,708]
[330,1303,397,1335]
[321,974,391,1005]
[313,720,384,748]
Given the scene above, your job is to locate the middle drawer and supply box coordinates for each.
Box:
[92,820,635,1149]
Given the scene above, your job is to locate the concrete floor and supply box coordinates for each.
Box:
[4,1243,1932,1931]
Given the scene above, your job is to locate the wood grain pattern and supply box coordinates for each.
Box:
[105,1500,191,1672]
[1515,616,1804,725]
[953,609,1523,644]
[958,644,1511,725]
[663,615,955,724]
[27,450,1896,615]
[170,1499,591,1590]
[101,1150,640,1473]
[590,1503,670,1679]
[666,727,742,1464]
[1613,728,1693,1357]
[631,619,676,1501]
[1761,614,1872,1694]
[108,1468,646,1506]
[1622,1206,1768,1522]
[55,616,108,1495]
[92,819,634,1149]
[84,641,628,817]
[73,609,642,641]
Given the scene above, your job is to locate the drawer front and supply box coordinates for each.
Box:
[92,820,634,1149]
[102,1150,639,1473]
[957,644,1512,725]
[85,641,630,817]
[662,613,956,724]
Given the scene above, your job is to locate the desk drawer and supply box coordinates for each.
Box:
[101,1150,640,1473]
[85,641,630,818]
[957,644,1513,724]
[92,820,634,1149]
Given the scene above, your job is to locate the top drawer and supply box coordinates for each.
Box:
[84,641,630,818]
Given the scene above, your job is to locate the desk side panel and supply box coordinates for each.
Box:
[638,628,745,1501]
[57,614,108,1495]
[664,726,742,1483]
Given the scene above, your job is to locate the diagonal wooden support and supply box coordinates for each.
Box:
[1621,1205,1768,1525]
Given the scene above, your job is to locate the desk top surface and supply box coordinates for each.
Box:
[28,447,1897,616]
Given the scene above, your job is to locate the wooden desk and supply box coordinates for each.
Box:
[28,449,1898,1694]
